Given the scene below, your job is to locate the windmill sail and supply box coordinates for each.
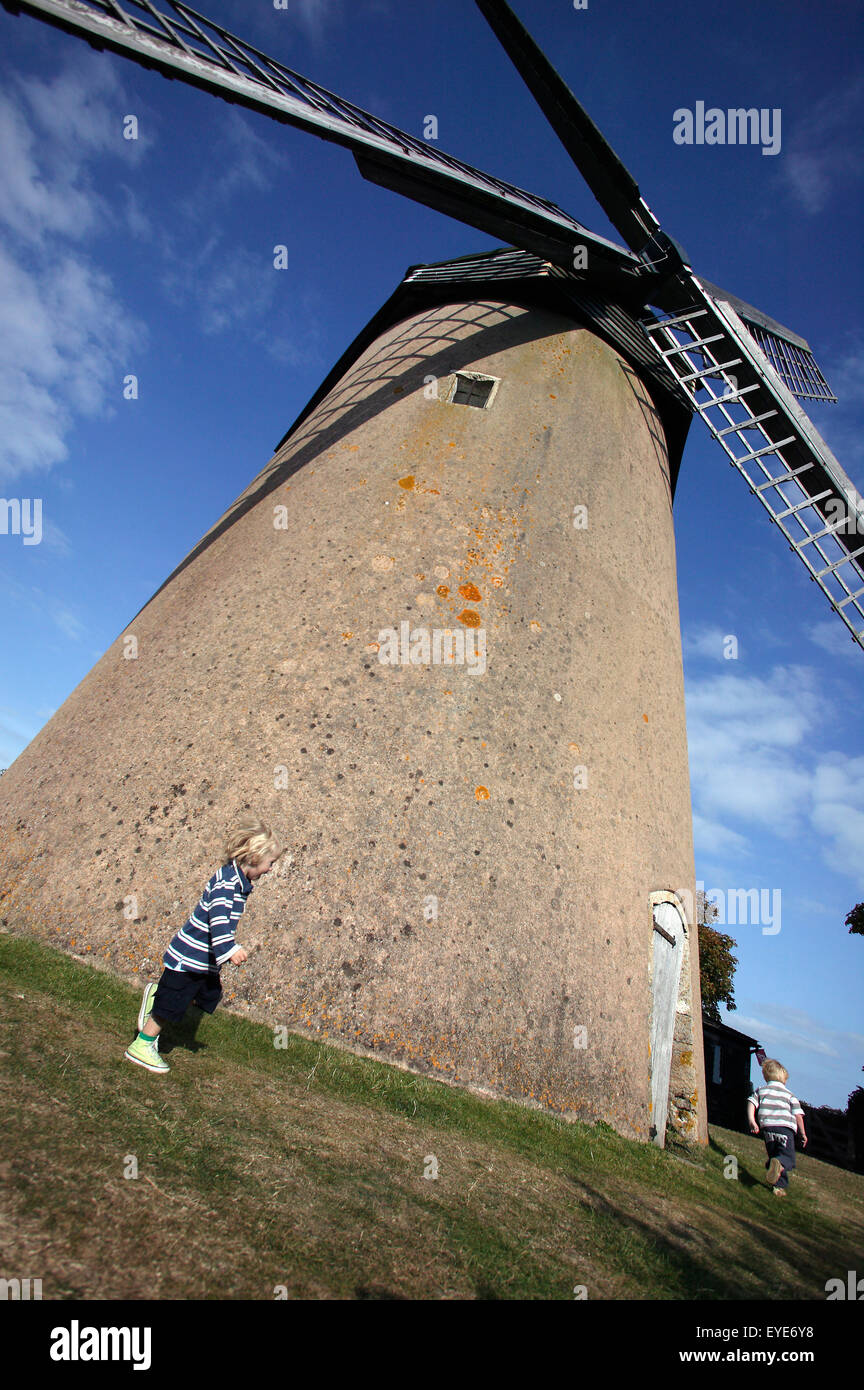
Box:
[643,292,864,648]
[0,0,630,271]
[731,321,837,405]
[5,0,862,648]
[695,279,837,404]
[473,0,861,647]
[474,0,838,401]
[475,0,664,257]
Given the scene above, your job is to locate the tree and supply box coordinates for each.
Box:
[696,889,738,1023]
[845,902,864,937]
[848,1080,864,1174]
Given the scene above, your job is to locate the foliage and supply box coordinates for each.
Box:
[848,1086,864,1173]
[845,902,864,936]
[696,889,738,1023]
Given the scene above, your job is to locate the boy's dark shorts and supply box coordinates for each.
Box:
[152,967,222,1023]
[762,1126,796,1188]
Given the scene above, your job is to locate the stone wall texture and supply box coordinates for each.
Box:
[0,299,706,1144]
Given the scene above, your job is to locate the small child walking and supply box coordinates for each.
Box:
[124,817,282,1074]
[747,1058,807,1196]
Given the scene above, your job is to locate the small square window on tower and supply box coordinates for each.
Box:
[447,371,500,409]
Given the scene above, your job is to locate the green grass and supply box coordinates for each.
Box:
[1,930,862,1300]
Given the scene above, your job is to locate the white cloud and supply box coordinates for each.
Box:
[0,90,104,240]
[0,55,149,243]
[686,665,864,890]
[794,896,833,917]
[780,76,864,214]
[806,343,864,478]
[825,346,864,406]
[161,235,279,336]
[808,618,862,659]
[0,245,142,480]
[39,518,73,557]
[117,184,154,242]
[734,1003,864,1065]
[183,108,289,209]
[229,0,341,46]
[48,604,86,641]
[682,625,732,661]
[687,664,818,764]
[154,105,294,339]
[0,58,146,483]
[811,754,864,810]
[692,812,749,860]
[810,800,864,883]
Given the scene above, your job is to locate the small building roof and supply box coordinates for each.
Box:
[273,246,693,493]
[701,1013,761,1049]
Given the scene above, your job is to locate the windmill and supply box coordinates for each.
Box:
[1,0,861,1148]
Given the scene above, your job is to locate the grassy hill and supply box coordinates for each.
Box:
[1,931,861,1300]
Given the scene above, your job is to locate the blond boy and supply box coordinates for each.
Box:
[747,1058,807,1196]
[124,818,282,1074]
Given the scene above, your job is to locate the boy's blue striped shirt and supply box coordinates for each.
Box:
[163,860,253,974]
[752,1081,804,1132]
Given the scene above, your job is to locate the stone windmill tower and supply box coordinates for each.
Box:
[2,0,862,1147]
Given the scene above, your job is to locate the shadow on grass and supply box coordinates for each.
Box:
[564,1168,842,1300]
[708,1133,761,1190]
[155,1004,209,1056]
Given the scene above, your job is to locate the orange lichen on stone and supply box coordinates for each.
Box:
[397,476,415,489]
[341,632,353,641]
[475,786,490,800]
[458,582,482,602]
[643,713,649,722]
[458,610,481,627]
[436,585,449,597]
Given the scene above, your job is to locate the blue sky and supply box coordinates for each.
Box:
[0,0,862,1110]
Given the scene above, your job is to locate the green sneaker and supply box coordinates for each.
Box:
[137,981,158,1032]
[124,1034,169,1074]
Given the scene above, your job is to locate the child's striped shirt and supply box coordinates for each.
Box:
[752,1081,804,1132]
[163,860,253,974]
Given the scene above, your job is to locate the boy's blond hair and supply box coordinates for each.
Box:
[223,817,282,868]
[762,1058,788,1083]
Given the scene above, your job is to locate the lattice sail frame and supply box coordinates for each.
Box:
[742,322,837,404]
[643,291,864,649]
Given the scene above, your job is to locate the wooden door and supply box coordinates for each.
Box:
[650,901,686,1145]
